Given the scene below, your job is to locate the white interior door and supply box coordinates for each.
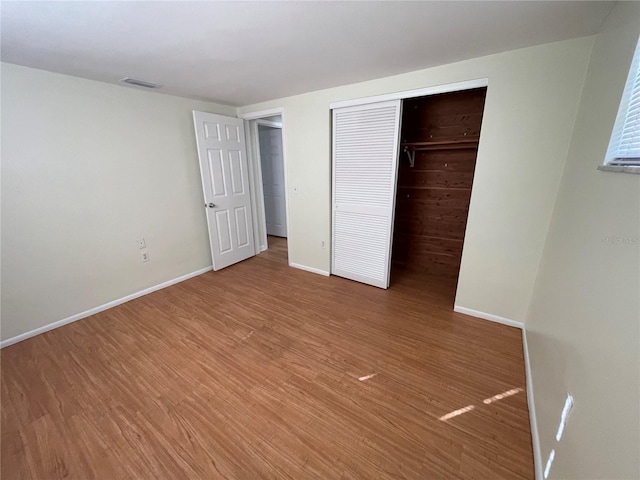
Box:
[193,111,256,271]
[331,100,402,289]
[258,125,287,237]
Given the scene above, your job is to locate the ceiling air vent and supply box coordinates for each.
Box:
[120,77,162,89]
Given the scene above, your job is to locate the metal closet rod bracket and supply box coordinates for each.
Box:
[403,146,415,168]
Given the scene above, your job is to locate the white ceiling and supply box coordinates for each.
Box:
[1,1,614,106]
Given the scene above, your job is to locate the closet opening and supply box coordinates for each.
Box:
[390,87,487,301]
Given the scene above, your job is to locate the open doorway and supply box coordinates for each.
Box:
[243,111,289,266]
[257,117,287,238]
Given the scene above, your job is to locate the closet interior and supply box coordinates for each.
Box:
[391,87,487,285]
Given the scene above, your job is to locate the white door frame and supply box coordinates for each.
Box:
[239,108,291,261]
[243,119,268,252]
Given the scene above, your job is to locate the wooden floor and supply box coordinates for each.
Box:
[261,235,288,264]
[1,237,533,479]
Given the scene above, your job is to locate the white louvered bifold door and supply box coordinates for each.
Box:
[331,100,402,289]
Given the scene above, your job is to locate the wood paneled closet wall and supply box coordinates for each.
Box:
[392,88,487,280]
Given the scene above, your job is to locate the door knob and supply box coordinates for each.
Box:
[207,203,216,208]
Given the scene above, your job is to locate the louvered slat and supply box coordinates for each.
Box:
[331,101,401,289]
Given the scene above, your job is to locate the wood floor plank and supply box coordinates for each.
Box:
[1,236,533,479]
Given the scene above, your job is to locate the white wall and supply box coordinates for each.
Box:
[526,3,640,478]
[238,37,594,323]
[1,63,235,341]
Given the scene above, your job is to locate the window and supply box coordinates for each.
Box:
[603,36,640,171]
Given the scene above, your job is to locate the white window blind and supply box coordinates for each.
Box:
[606,36,640,167]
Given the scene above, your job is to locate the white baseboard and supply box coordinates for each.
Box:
[453,305,524,329]
[522,328,542,480]
[0,266,213,349]
[258,244,267,252]
[289,262,330,277]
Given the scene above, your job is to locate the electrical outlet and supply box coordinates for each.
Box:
[321,240,326,249]
[137,237,146,249]
[141,250,150,263]
[293,186,299,194]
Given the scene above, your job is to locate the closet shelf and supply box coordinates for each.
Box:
[401,139,479,167]
[398,186,471,191]
[401,138,479,151]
